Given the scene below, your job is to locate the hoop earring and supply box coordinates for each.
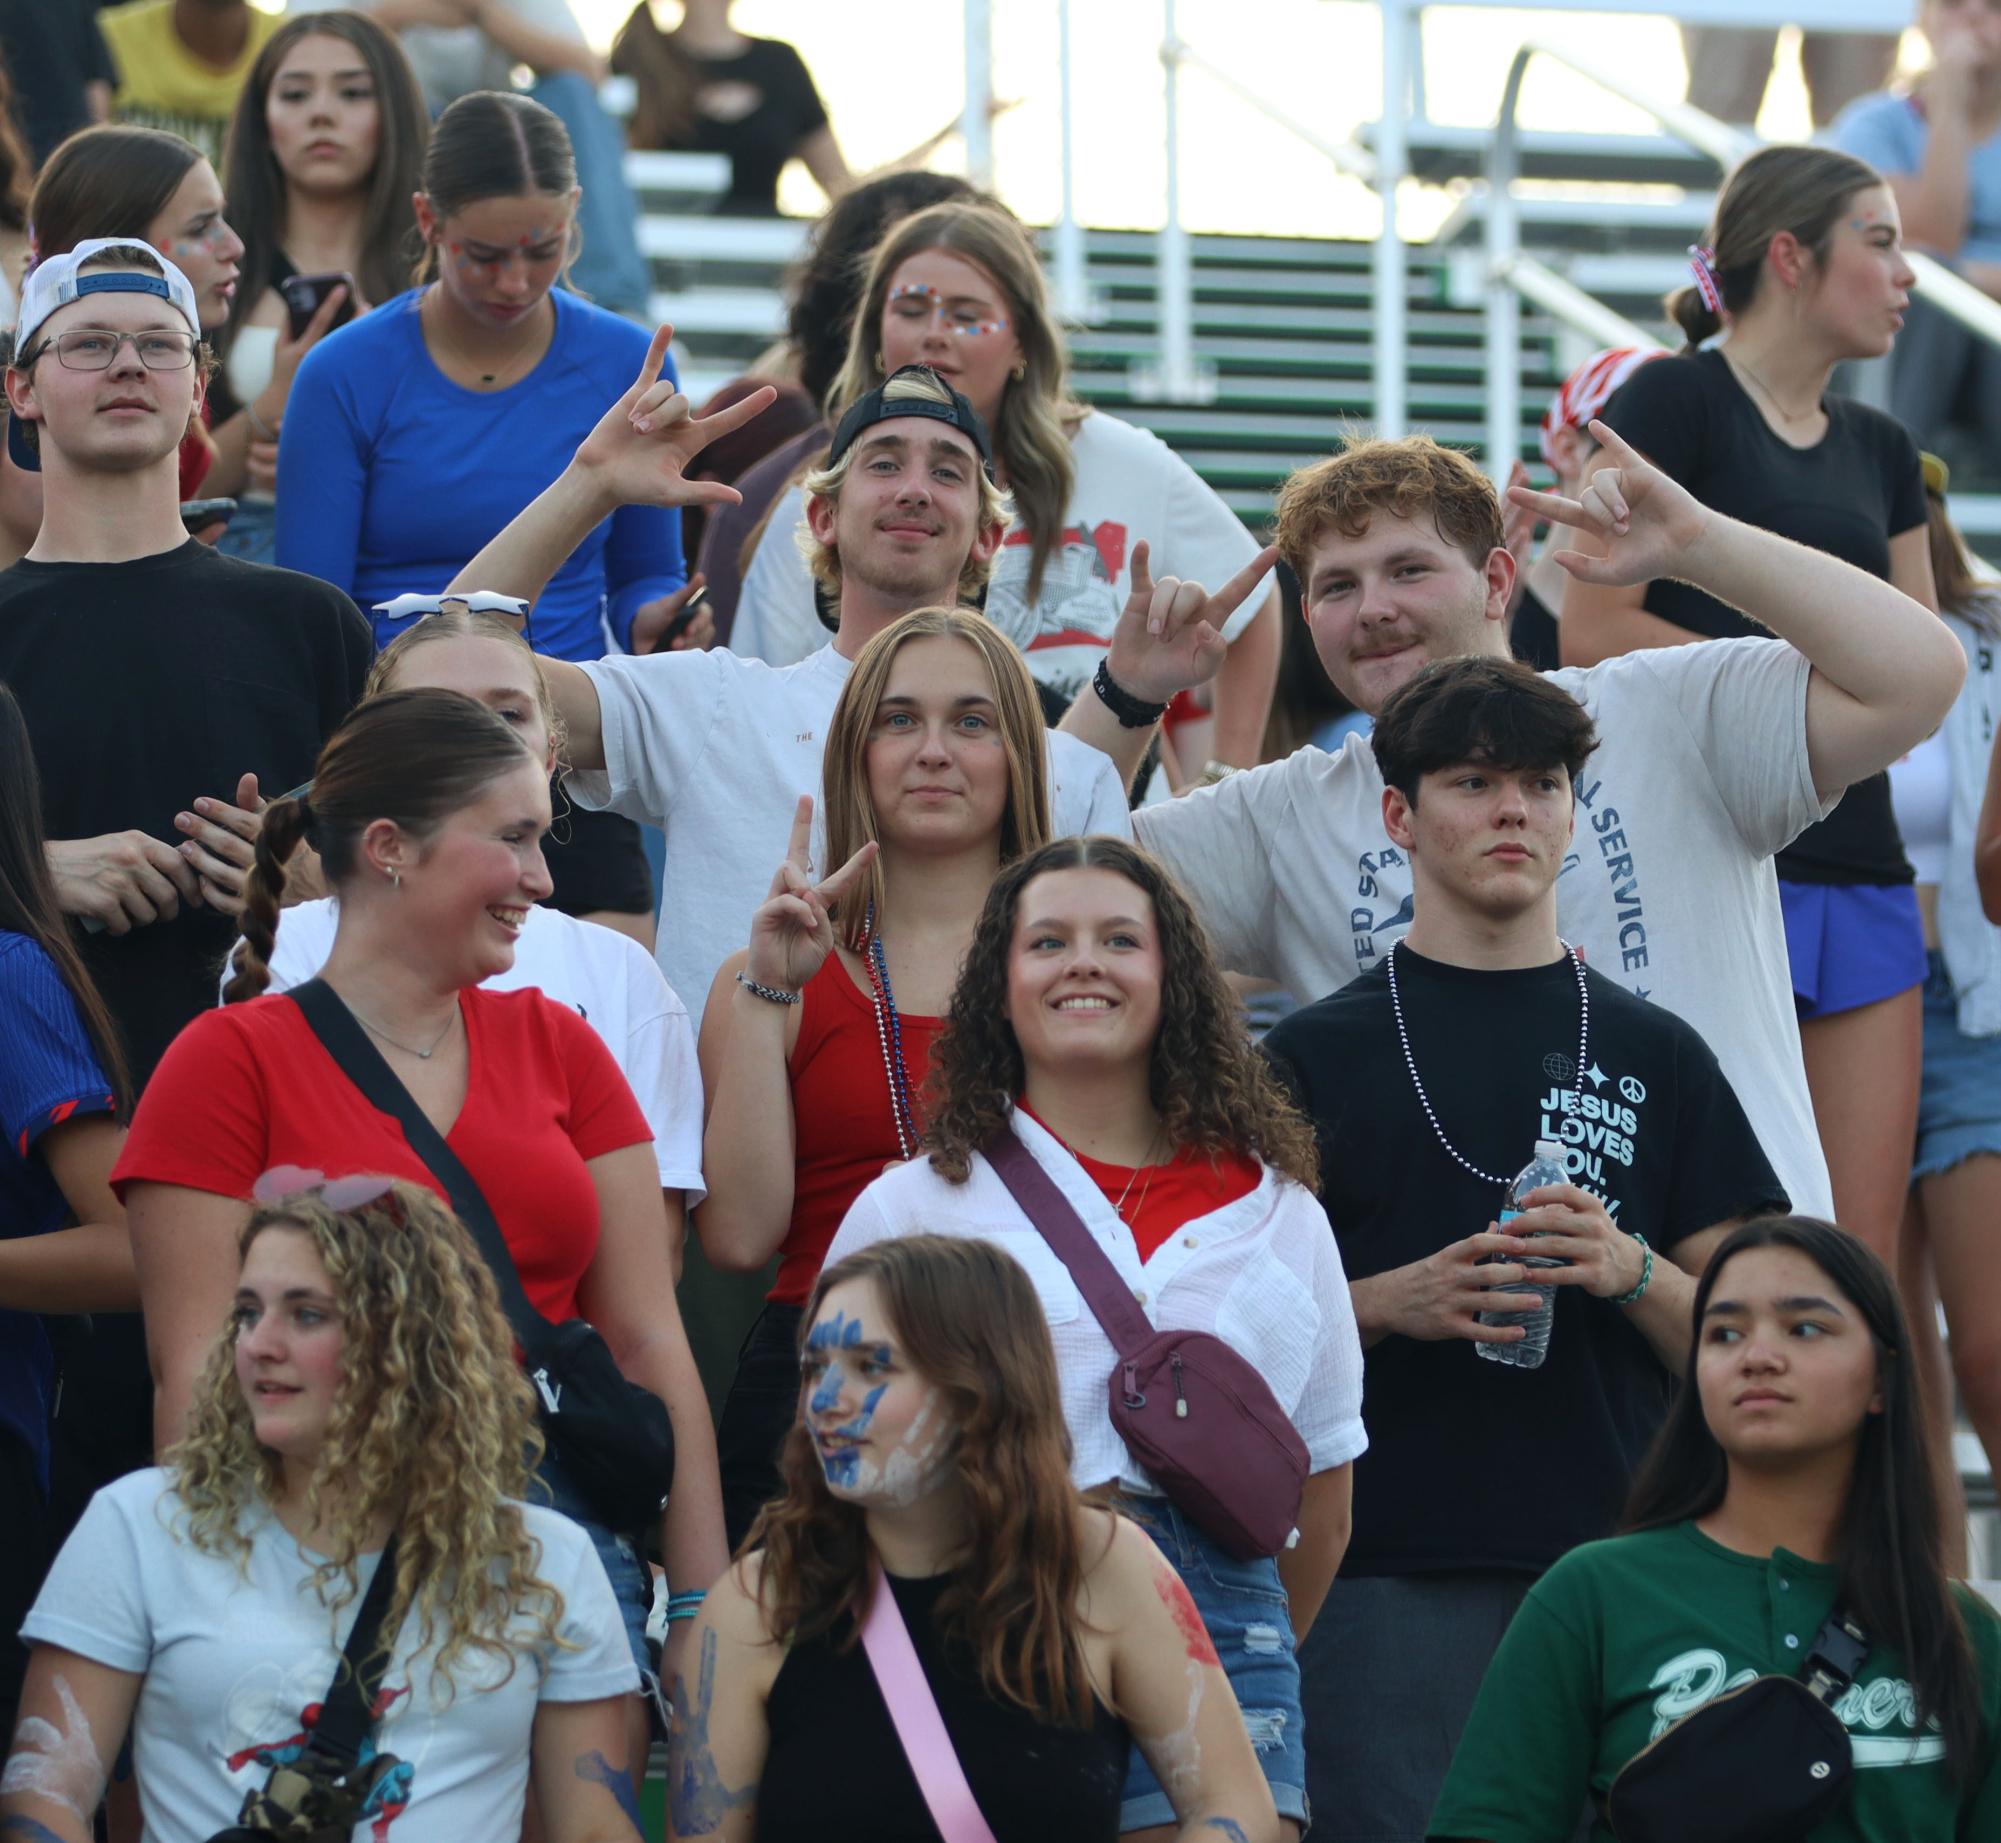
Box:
[875,349,885,374]
[388,868,401,890]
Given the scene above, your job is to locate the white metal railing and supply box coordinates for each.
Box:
[1378,0,1913,436]
[1481,34,2001,479]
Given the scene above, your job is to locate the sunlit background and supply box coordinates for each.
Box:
[565,1,1919,234]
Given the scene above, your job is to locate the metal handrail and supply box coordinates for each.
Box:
[1484,37,2001,479]
[1141,8,1377,402]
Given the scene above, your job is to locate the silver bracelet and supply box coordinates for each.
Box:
[735,970,801,1006]
[243,401,278,442]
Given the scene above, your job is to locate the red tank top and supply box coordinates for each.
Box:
[768,955,943,1306]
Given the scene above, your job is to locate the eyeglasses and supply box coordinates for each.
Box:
[29,328,198,372]
[253,1165,401,1211]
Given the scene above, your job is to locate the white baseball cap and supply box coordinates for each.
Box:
[8,238,203,473]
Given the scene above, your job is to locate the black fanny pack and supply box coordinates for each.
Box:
[208,1534,404,1843]
[1606,1607,1868,1843]
[290,980,676,1535]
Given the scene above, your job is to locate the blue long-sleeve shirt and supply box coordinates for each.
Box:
[275,288,684,658]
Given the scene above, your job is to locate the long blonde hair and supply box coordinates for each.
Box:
[170,1184,564,1696]
[827,201,1082,603]
[823,607,1051,951]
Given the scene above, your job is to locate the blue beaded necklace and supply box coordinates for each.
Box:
[861,904,920,1158]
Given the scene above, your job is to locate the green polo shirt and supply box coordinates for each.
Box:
[1429,1522,2001,1842]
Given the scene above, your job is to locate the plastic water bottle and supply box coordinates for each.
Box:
[1476,1138,1569,1370]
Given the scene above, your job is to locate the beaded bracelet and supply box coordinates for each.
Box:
[1612,1233,1654,1307]
[664,1590,706,1626]
[736,970,801,1006]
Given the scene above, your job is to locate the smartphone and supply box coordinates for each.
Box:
[280,270,357,341]
[656,586,708,650]
[180,497,238,533]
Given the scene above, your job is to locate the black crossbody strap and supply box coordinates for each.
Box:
[305,1531,403,1769]
[983,1127,1155,1356]
[289,980,547,1358]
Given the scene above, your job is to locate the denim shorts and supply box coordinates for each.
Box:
[529,1445,656,1689]
[1114,1493,1308,1832]
[1780,879,1928,1019]
[1914,951,2001,1179]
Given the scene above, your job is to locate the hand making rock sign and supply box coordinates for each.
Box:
[1101,536,1284,706]
[745,795,880,998]
[1503,418,1713,588]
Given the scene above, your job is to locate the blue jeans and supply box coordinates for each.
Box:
[1115,1494,1308,1832]
[529,1444,656,1687]
[530,71,652,319]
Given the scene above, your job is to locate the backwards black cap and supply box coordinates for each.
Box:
[828,363,993,473]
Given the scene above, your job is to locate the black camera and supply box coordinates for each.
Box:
[207,1751,403,1843]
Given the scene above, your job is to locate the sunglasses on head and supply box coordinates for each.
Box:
[252,1165,401,1211]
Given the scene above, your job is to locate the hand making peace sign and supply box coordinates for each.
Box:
[572,324,779,513]
[1504,419,1712,589]
[745,796,881,996]
[1100,538,1281,706]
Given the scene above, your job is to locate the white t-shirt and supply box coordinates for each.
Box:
[733,412,1273,697]
[573,641,1134,1028]
[22,1469,637,1843]
[828,1110,1368,1496]
[224,899,705,1201]
[1135,636,1837,1218]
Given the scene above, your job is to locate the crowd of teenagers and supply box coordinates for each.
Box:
[2,12,2001,1843]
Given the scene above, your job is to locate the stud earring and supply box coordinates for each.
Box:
[1011,359,1028,382]
[388,868,401,890]
[875,349,886,374]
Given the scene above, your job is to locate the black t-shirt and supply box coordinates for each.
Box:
[679,37,829,215]
[758,1569,1129,1842]
[0,541,370,1085]
[0,0,114,166]
[1602,348,1926,885]
[1262,947,1788,1577]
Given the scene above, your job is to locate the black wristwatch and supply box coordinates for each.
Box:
[1092,657,1169,729]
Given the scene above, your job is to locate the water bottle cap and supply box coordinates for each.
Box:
[1534,1139,1565,1160]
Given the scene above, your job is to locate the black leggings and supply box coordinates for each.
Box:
[716,1302,805,1551]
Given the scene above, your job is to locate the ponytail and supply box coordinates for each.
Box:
[224,795,310,1005]
[1660,144,1883,352]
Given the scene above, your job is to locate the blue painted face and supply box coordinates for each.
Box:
[801,1279,960,1508]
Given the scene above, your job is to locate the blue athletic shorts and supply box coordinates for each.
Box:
[1112,1493,1308,1832]
[1780,879,1927,1019]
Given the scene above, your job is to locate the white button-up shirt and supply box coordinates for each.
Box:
[827,1110,1368,1496]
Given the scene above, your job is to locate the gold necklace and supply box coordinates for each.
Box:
[1105,1126,1166,1224]
[421,286,545,390]
[1728,350,1821,424]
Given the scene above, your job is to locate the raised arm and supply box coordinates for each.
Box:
[1511,421,1965,801]
[1058,539,1280,786]
[695,800,876,1275]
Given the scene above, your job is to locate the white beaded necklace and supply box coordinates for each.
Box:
[1385,940,1588,1189]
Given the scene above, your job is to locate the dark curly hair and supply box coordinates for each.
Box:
[922,837,1320,1188]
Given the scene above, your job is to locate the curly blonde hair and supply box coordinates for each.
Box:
[923,838,1321,1188]
[169,1183,565,1696]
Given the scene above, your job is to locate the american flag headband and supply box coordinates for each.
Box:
[1686,245,1725,317]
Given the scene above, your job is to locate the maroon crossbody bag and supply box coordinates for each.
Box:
[983,1127,1308,1559]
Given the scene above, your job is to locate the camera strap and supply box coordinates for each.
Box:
[306,1530,404,1770]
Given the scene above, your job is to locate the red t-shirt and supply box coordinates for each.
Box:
[178,427,212,501]
[770,957,942,1307]
[112,987,651,1324]
[1017,1103,1262,1262]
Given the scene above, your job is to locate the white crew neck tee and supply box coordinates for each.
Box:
[23,1468,637,1843]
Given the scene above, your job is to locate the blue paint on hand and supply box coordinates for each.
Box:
[1202,1821,1252,1843]
[573,1749,642,1836]
[668,1627,756,1836]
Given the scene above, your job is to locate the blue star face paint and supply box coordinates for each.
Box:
[802,1279,961,1508]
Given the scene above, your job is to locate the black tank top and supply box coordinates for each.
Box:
[756,1570,1130,1842]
